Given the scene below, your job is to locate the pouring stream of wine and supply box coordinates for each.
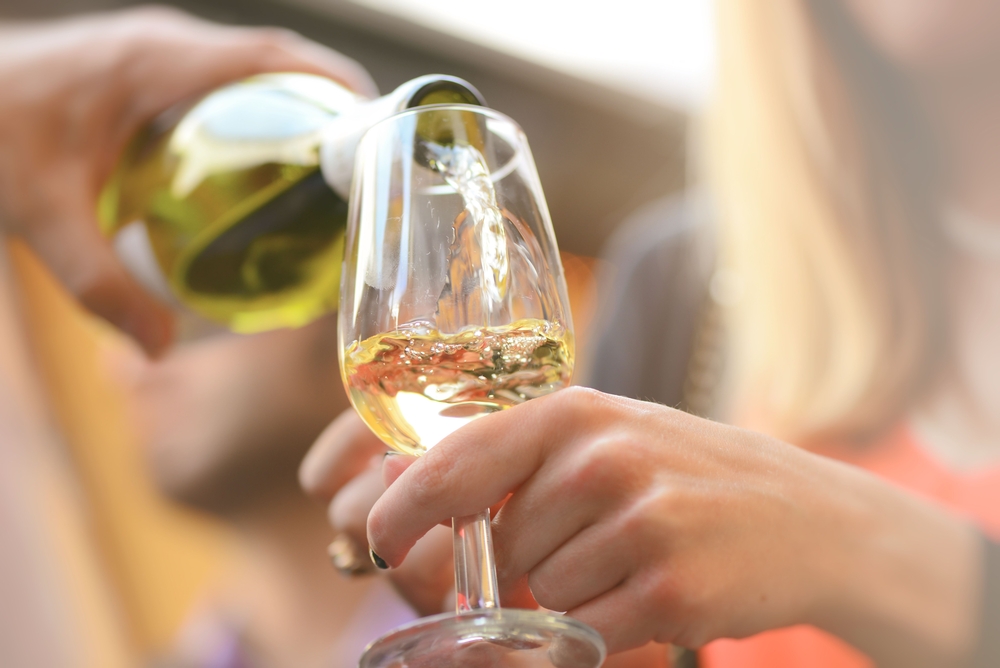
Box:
[423,142,511,325]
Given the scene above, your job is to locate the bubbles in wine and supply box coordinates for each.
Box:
[343,319,573,455]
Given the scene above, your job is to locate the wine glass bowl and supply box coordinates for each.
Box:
[338,105,605,667]
[338,106,574,446]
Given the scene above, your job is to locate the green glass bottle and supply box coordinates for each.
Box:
[99,73,483,333]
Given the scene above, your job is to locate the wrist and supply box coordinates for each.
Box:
[808,461,980,667]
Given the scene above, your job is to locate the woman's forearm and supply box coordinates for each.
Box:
[808,460,981,667]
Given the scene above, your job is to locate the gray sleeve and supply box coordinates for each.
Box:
[972,537,1000,668]
[581,195,714,408]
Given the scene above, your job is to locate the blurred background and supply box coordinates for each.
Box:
[0,1,708,666]
[7,0,1000,666]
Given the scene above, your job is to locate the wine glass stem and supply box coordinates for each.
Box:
[452,509,500,613]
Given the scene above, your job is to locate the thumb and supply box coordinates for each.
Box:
[23,214,174,357]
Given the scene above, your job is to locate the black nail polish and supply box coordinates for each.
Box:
[370,548,389,570]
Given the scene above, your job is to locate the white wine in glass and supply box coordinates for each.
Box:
[344,318,572,456]
[339,104,604,667]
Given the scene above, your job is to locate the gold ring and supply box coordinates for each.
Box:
[328,533,376,577]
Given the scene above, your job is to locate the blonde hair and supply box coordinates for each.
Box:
[708,0,946,443]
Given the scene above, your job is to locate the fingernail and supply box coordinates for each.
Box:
[369,548,389,570]
[383,451,399,459]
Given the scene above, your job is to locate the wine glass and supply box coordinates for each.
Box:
[338,104,606,667]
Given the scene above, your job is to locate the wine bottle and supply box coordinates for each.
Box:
[98,73,484,334]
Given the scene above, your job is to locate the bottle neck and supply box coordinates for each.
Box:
[320,75,484,198]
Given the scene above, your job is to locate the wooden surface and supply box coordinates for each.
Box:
[8,242,238,657]
[0,241,133,667]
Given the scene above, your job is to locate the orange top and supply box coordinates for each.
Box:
[700,426,1000,668]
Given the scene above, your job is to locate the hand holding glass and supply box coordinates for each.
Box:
[338,105,606,667]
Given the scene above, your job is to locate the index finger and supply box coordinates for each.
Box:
[119,12,379,123]
[200,22,379,97]
[366,386,605,567]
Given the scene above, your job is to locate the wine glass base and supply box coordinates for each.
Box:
[359,609,606,668]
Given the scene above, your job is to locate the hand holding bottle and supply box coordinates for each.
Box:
[0,7,375,356]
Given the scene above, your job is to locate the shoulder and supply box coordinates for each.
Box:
[600,191,714,285]
[583,192,716,405]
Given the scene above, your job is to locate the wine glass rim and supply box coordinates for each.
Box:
[368,103,524,135]
[359,608,607,667]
